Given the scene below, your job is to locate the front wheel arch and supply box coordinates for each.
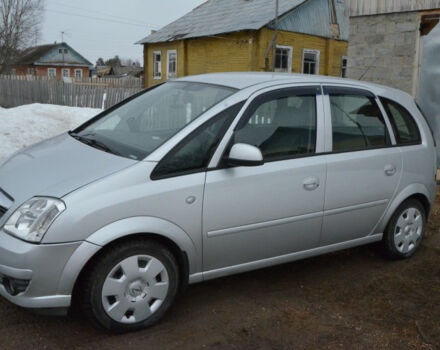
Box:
[71,233,190,311]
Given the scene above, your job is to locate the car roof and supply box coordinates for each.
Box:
[177,72,407,97]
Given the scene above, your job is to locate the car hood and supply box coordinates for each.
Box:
[0,133,137,206]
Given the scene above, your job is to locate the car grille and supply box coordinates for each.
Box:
[0,205,7,220]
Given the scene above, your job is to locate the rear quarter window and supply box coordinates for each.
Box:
[380,97,421,145]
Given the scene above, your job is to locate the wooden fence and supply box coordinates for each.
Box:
[0,75,144,109]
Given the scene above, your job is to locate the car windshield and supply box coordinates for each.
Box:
[70,81,237,160]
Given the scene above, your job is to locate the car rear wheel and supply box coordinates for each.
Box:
[81,239,179,332]
[383,199,426,259]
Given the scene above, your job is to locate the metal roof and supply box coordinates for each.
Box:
[137,0,312,44]
[14,44,58,65]
[177,72,400,92]
[14,43,93,66]
[348,0,440,17]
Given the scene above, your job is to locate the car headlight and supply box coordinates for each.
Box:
[3,197,66,243]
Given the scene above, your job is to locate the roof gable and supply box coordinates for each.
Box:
[136,0,309,44]
[269,0,348,40]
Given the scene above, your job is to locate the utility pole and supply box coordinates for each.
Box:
[61,31,65,64]
[264,0,280,71]
[272,0,279,72]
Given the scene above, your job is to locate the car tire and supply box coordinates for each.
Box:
[80,238,179,333]
[382,199,426,259]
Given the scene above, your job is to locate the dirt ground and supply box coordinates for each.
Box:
[1,196,440,350]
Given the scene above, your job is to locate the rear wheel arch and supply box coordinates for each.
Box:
[406,193,431,216]
[379,184,433,233]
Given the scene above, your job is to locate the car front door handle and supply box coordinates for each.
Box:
[303,177,320,191]
[384,165,397,176]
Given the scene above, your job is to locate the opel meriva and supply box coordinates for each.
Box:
[0,73,436,332]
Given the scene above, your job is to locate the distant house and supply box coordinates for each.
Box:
[95,65,112,77]
[11,42,93,79]
[109,65,143,78]
[137,0,349,87]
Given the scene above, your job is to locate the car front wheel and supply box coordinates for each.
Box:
[81,238,179,332]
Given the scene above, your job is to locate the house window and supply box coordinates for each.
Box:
[48,68,56,78]
[59,49,62,54]
[153,51,162,79]
[274,46,292,72]
[341,56,348,78]
[75,69,83,79]
[302,49,320,75]
[27,68,35,75]
[11,68,16,75]
[62,68,70,77]
[64,49,68,54]
[167,50,177,79]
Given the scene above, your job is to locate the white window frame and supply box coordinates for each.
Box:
[74,69,83,79]
[62,68,70,77]
[167,50,177,79]
[302,49,320,75]
[153,51,162,79]
[341,56,348,78]
[274,45,293,73]
[48,68,56,78]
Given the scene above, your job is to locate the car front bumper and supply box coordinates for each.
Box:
[0,230,100,309]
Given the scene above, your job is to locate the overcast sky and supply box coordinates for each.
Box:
[41,0,206,65]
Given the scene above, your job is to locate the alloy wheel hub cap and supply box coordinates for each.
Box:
[394,208,423,254]
[101,255,169,324]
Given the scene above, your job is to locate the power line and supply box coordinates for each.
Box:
[48,0,162,28]
[46,8,156,28]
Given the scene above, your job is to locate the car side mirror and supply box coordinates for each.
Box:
[226,143,264,167]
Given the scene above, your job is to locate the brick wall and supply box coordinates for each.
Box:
[12,65,89,78]
[347,12,419,94]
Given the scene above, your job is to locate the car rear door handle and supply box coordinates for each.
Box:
[384,165,397,176]
[303,177,320,191]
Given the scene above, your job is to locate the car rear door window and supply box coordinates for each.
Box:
[327,89,389,152]
[380,97,421,145]
[233,88,317,161]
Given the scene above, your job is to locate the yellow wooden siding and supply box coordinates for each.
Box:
[143,28,348,87]
[257,28,348,75]
[186,31,257,76]
[144,41,186,87]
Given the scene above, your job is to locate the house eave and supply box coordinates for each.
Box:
[33,62,92,68]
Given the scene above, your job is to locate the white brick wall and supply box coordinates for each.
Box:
[347,12,419,94]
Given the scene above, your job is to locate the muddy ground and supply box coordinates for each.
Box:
[0,195,439,350]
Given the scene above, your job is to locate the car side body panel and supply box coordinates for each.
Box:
[0,73,436,312]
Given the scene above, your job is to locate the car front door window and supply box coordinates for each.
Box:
[233,89,317,161]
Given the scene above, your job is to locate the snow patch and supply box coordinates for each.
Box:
[0,103,100,162]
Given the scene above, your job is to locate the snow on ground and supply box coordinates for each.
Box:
[0,103,100,162]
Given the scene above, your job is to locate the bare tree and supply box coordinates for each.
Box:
[0,0,44,73]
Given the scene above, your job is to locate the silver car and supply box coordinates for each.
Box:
[0,73,436,332]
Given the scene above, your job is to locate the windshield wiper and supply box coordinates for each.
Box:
[69,132,121,156]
